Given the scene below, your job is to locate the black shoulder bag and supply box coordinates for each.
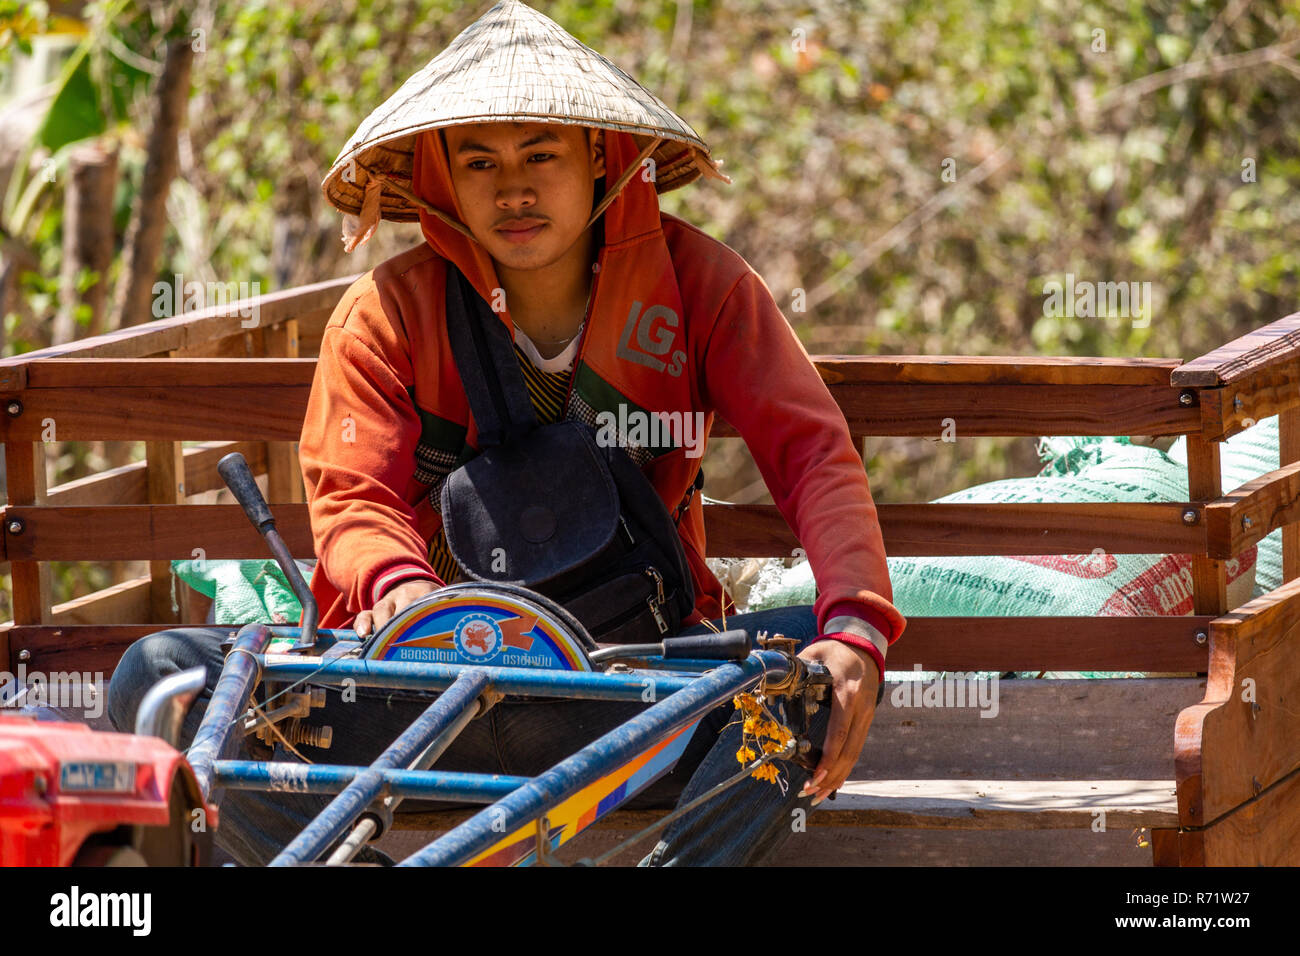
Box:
[438,265,698,645]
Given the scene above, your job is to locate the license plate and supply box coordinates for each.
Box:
[59,761,136,794]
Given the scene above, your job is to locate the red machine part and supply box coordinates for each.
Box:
[0,714,215,866]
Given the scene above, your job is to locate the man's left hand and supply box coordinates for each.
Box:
[796,639,881,804]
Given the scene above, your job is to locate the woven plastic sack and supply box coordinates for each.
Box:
[1168,416,1280,596]
[744,437,1256,678]
[171,559,315,625]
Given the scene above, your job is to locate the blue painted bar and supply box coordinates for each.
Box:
[213,761,529,802]
[187,622,272,800]
[269,669,493,867]
[260,653,790,700]
[264,627,357,641]
[397,655,785,867]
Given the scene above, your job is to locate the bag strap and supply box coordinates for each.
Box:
[444,263,537,448]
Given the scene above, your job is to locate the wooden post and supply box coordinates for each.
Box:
[145,439,187,625]
[144,348,188,624]
[4,441,54,632]
[1186,433,1227,615]
[261,320,304,505]
[1281,408,1300,583]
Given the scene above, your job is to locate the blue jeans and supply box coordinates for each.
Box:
[106,606,827,866]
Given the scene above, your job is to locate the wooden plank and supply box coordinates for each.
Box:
[712,384,1199,438]
[5,616,1213,675]
[860,678,1202,780]
[3,442,51,625]
[820,780,1179,830]
[8,343,1172,387]
[2,505,316,560]
[1203,459,1300,559]
[1171,311,1300,387]
[2,381,1196,442]
[883,617,1211,672]
[0,274,356,369]
[166,331,258,359]
[1175,575,1300,826]
[386,784,1175,836]
[7,625,161,675]
[44,441,267,506]
[1283,407,1300,583]
[3,501,1208,561]
[1197,366,1300,441]
[812,355,1183,387]
[1185,435,1227,615]
[17,357,316,388]
[1196,764,1300,865]
[48,576,151,626]
[704,501,1206,557]
[0,387,307,441]
[0,577,152,631]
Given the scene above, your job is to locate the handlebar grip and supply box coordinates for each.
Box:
[217,452,276,534]
[661,629,753,661]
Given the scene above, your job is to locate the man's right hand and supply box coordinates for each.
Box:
[354,579,442,639]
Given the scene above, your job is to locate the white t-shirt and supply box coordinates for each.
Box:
[512,323,584,373]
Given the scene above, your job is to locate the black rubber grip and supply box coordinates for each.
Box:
[217,452,276,534]
[661,629,753,661]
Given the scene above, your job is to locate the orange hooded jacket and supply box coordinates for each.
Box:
[299,127,906,645]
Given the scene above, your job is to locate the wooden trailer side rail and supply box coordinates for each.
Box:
[1167,312,1300,864]
[2,278,1299,865]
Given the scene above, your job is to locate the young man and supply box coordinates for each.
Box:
[108,0,904,866]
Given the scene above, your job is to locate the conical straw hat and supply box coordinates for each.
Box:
[321,0,730,232]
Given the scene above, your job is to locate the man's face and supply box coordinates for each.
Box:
[443,121,606,271]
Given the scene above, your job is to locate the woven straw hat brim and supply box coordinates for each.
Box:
[321,0,729,222]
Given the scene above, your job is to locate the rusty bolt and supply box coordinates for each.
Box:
[6,518,22,535]
[5,400,21,416]
[1182,510,1198,525]
[1178,391,1195,407]
[1194,631,1208,646]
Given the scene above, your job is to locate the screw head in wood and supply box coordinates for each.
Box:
[6,518,22,535]
[1182,510,1198,525]
[5,400,21,416]
[1178,391,1195,407]
[18,648,31,661]
[1195,631,1208,645]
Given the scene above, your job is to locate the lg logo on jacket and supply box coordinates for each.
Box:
[617,301,686,376]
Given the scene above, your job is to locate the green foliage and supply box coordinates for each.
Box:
[8,0,1300,607]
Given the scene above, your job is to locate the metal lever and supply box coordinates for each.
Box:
[217,452,319,647]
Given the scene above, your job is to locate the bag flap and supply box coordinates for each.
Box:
[441,421,621,587]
